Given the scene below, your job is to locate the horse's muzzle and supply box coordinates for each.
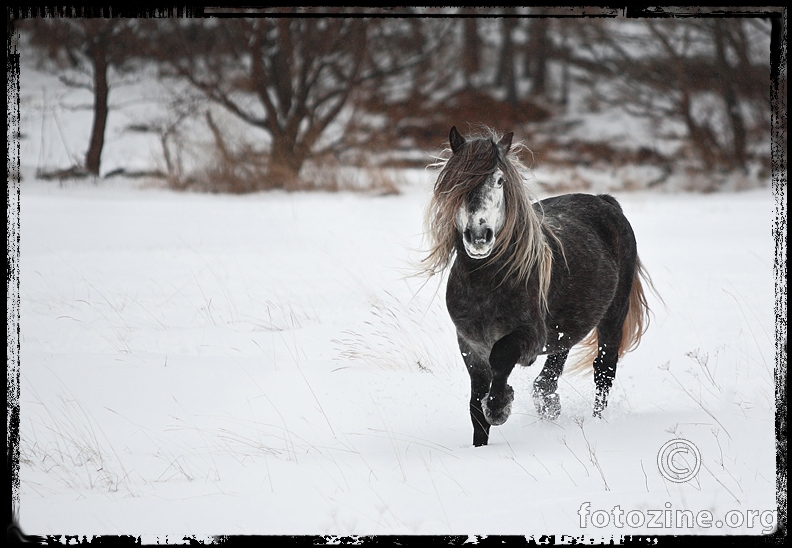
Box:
[463,225,494,259]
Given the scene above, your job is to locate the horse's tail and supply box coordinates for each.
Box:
[565,256,654,375]
[619,257,652,356]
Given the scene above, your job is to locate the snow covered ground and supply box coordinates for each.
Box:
[15,174,779,539]
[12,45,780,541]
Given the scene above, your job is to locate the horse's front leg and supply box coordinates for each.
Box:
[483,327,542,427]
[458,336,492,446]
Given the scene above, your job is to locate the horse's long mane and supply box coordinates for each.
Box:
[421,127,553,310]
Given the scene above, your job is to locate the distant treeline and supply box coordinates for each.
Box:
[14,10,779,191]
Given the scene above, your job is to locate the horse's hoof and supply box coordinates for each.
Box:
[482,385,514,426]
[593,406,605,418]
[593,392,608,418]
[483,398,511,425]
[593,401,606,418]
[534,391,561,420]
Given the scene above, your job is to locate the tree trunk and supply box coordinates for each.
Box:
[85,44,108,176]
[496,15,518,105]
[268,135,305,190]
[527,17,550,97]
[461,15,480,90]
[713,20,747,172]
[681,91,717,170]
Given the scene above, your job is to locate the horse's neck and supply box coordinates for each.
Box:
[453,241,521,287]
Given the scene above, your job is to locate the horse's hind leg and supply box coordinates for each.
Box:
[592,304,629,417]
[592,334,619,417]
[532,350,568,420]
[458,337,493,446]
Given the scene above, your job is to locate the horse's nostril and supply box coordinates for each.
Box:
[485,228,493,243]
[464,228,472,244]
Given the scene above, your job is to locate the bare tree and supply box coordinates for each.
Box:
[22,19,141,176]
[525,15,551,98]
[566,18,771,173]
[150,17,429,189]
[460,12,482,90]
[495,10,519,105]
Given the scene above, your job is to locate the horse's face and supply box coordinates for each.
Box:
[455,167,506,260]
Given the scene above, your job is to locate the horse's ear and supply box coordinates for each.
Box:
[449,126,465,154]
[498,132,514,155]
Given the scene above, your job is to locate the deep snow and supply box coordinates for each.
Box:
[17,174,778,539]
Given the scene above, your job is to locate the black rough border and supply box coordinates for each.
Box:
[6,5,787,546]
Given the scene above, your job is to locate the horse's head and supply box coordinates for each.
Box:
[423,126,543,289]
[449,126,514,260]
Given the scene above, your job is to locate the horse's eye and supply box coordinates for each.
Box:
[494,176,504,188]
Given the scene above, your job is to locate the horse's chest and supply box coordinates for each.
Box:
[446,269,530,347]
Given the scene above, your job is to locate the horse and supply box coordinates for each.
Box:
[423,126,652,447]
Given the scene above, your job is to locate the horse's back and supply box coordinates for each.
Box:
[537,192,625,220]
[595,193,624,212]
[535,193,638,350]
[537,193,636,259]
